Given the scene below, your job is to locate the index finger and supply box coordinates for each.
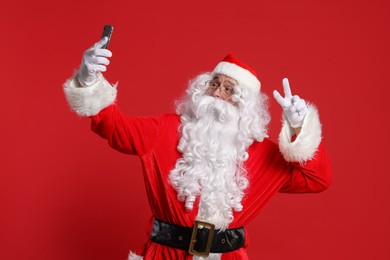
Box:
[282,78,292,99]
[273,90,290,108]
[94,48,113,58]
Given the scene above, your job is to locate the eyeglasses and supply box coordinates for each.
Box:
[206,79,235,99]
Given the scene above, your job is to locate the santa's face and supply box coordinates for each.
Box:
[206,74,238,104]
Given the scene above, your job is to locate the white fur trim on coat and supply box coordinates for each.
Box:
[128,252,143,260]
[63,71,117,117]
[278,104,322,163]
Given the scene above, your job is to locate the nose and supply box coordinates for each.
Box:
[212,86,222,98]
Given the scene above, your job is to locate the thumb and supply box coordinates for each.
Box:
[94,37,108,49]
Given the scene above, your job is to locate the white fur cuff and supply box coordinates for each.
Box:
[63,71,117,117]
[278,104,322,163]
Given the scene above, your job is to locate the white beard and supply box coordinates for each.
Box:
[169,95,248,231]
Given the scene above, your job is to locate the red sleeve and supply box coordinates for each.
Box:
[279,142,332,193]
[89,104,166,156]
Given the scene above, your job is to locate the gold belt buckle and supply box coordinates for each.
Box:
[188,220,215,257]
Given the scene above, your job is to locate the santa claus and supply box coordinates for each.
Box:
[64,37,331,259]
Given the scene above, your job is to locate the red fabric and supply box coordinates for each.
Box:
[90,104,331,259]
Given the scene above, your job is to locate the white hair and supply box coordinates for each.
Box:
[169,72,270,229]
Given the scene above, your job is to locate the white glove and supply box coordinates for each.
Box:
[78,37,112,86]
[273,78,307,128]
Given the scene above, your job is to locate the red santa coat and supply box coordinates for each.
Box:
[64,74,331,260]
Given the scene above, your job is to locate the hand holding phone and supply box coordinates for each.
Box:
[78,26,114,86]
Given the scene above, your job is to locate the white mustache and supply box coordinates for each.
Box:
[191,95,238,123]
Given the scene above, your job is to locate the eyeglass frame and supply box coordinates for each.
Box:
[205,76,237,100]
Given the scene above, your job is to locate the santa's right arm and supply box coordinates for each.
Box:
[63,38,163,156]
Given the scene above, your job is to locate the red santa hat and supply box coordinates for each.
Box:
[213,53,261,94]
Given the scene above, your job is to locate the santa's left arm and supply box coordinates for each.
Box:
[273,78,332,192]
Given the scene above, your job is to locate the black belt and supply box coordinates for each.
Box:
[150,218,245,257]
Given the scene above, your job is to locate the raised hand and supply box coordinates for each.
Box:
[78,37,112,86]
[273,78,307,128]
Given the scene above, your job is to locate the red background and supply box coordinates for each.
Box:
[1,0,389,259]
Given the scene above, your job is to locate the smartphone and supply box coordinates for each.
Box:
[101,25,114,49]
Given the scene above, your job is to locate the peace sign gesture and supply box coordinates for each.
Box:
[273,78,307,128]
